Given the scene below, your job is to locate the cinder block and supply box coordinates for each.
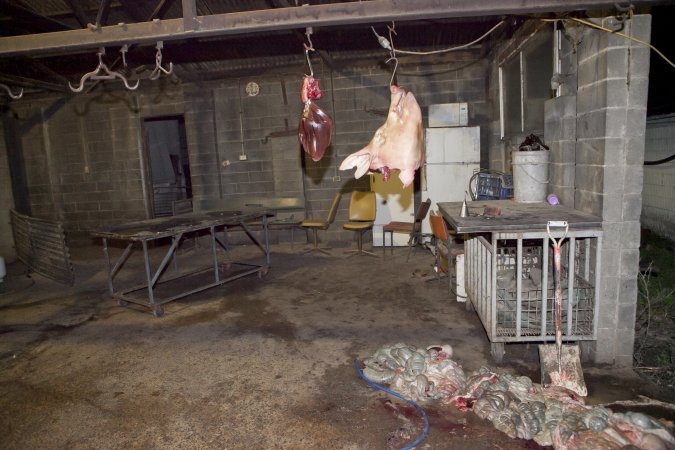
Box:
[622,193,642,221]
[593,329,617,364]
[617,300,637,329]
[605,108,628,138]
[576,139,605,165]
[602,137,626,166]
[577,81,608,113]
[575,165,604,192]
[621,220,642,249]
[618,276,639,307]
[625,136,646,165]
[623,165,644,195]
[576,110,607,139]
[602,191,622,221]
[621,249,640,278]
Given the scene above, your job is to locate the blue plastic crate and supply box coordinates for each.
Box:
[476,173,513,200]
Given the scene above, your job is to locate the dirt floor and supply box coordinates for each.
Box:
[1,238,674,449]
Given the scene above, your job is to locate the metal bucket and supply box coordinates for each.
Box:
[512,150,549,203]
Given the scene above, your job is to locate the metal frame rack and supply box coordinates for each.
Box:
[464,229,602,362]
[437,200,603,362]
[92,209,270,317]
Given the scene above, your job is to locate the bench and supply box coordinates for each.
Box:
[196,197,306,246]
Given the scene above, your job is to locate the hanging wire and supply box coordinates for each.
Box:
[542,16,675,69]
[372,21,505,56]
[386,22,399,85]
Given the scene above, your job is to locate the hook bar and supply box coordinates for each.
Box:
[149,41,174,80]
[69,47,139,92]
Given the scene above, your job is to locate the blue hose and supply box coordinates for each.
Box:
[353,358,429,450]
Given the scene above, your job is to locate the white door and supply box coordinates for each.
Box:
[421,127,480,236]
[371,173,414,246]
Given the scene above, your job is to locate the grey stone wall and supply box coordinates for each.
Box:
[577,15,650,366]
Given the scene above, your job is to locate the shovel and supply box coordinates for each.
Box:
[538,221,587,396]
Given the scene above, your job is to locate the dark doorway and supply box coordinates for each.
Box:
[143,116,192,218]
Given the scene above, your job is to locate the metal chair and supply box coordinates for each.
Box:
[343,191,377,257]
[382,198,431,260]
[429,211,450,283]
[300,192,341,255]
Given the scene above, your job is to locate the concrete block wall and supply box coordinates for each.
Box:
[545,95,576,206]
[571,15,651,366]
[2,49,488,248]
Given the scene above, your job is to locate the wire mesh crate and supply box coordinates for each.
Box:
[464,230,602,362]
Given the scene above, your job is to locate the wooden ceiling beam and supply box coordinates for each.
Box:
[62,0,92,28]
[0,0,661,57]
[0,0,75,33]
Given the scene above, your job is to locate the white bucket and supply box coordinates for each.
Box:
[512,150,549,203]
[0,256,5,283]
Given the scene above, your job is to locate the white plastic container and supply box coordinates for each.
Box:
[512,150,549,203]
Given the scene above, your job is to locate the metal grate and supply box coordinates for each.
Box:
[465,232,601,343]
[10,210,75,285]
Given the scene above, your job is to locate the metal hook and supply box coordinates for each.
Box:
[120,44,129,68]
[304,46,314,77]
[386,56,398,86]
[69,47,140,93]
[303,27,315,77]
[149,41,174,80]
[1,83,23,99]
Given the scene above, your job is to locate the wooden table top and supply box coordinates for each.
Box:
[437,200,602,234]
[91,208,267,241]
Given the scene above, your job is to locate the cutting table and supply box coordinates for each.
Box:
[92,208,270,317]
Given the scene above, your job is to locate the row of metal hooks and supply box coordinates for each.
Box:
[69,41,174,93]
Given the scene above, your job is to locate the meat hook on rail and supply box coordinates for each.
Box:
[69,47,140,93]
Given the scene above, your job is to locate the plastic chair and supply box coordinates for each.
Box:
[300,192,341,255]
[382,198,431,260]
[343,191,377,257]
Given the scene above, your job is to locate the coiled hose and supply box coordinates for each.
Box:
[353,358,429,449]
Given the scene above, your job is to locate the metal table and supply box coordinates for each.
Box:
[92,209,270,317]
[437,200,603,362]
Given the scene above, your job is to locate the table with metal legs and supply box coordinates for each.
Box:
[92,209,270,317]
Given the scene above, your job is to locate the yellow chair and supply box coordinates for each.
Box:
[343,191,377,257]
[300,192,341,255]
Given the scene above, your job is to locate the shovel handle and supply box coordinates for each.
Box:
[547,221,569,248]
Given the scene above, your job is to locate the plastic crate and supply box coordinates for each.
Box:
[476,173,513,200]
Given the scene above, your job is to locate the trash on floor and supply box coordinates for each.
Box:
[357,343,675,450]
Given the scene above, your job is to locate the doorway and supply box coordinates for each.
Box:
[143,116,192,217]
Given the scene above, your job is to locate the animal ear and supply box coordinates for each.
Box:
[339,152,372,179]
[398,169,415,188]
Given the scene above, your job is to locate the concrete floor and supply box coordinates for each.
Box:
[1,239,673,449]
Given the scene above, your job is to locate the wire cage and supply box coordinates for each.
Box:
[464,230,602,361]
[494,243,595,338]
